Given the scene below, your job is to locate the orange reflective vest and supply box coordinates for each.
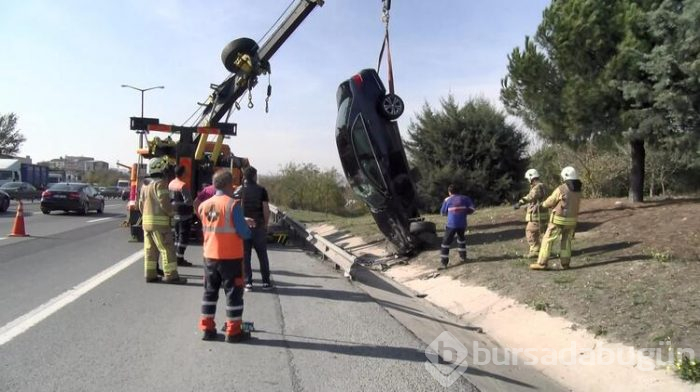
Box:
[198,195,244,260]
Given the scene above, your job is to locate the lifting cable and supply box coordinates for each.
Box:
[376,0,395,95]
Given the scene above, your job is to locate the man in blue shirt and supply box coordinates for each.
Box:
[439,184,476,268]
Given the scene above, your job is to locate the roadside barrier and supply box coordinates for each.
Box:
[269,205,355,278]
[9,200,29,237]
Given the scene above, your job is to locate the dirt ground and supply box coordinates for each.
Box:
[293,197,700,358]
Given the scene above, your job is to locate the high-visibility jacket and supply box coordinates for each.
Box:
[198,194,250,260]
[521,181,549,222]
[138,178,172,231]
[543,180,582,226]
[168,177,193,221]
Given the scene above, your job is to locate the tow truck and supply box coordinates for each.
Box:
[126,0,436,254]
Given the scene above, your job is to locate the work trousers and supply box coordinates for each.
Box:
[144,229,176,278]
[244,227,271,284]
[440,227,467,266]
[537,223,576,267]
[200,259,245,336]
[525,221,544,256]
[173,218,191,260]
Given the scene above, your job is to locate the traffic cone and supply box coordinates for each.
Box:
[9,200,29,237]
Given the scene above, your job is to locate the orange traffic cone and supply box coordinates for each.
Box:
[9,200,29,237]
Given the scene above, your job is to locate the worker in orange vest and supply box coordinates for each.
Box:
[197,169,254,342]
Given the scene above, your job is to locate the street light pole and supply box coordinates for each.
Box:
[121,84,164,150]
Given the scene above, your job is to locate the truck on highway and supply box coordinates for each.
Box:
[0,159,50,189]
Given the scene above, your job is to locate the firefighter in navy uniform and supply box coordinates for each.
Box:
[515,169,549,258]
[531,166,583,270]
[139,157,187,284]
[439,184,476,268]
[168,165,194,267]
[197,169,253,342]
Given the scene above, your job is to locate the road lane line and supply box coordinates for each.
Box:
[86,217,113,223]
[0,250,143,346]
[0,237,6,241]
[105,204,123,209]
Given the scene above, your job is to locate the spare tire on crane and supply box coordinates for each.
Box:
[221,37,261,74]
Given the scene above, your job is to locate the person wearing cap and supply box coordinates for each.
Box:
[530,166,583,270]
[515,169,549,258]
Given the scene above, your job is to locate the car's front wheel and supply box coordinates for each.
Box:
[41,208,51,215]
[96,201,104,214]
[378,93,404,120]
[0,198,9,213]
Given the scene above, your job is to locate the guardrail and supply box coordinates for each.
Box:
[269,204,355,278]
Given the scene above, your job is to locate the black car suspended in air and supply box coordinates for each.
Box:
[335,68,436,255]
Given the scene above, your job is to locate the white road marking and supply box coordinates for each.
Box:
[105,204,123,209]
[86,217,113,223]
[0,237,7,241]
[0,250,143,346]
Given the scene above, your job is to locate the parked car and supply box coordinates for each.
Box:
[335,68,436,255]
[40,183,105,215]
[0,181,42,201]
[0,189,10,212]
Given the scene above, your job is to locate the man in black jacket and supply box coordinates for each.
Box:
[236,167,272,290]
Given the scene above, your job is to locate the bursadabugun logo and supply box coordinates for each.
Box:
[424,331,469,387]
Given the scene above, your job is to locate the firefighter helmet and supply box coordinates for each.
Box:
[147,157,168,176]
[561,166,579,181]
[524,169,540,182]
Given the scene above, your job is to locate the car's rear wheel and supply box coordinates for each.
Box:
[41,208,51,215]
[378,93,404,120]
[97,201,104,214]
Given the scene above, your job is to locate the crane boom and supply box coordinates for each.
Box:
[197,0,324,127]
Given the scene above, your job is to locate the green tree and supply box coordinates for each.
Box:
[405,96,528,209]
[263,162,347,214]
[0,113,26,156]
[500,0,700,202]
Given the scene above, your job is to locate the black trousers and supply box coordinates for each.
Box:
[173,218,191,260]
[244,227,271,284]
[201,259,244,329]
[440,227,467,265]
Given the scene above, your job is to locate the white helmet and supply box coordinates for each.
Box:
[524,169,540,182]
[561,166,579,181]
[147,157,168,176]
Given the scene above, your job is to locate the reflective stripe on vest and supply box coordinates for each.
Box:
[551,214,577,226]
[525,212,549,222]
[143,215,170,226]
[199,196,243,259]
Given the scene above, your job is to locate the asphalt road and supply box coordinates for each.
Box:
[0,200,563,391]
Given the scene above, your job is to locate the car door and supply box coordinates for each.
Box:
[17,183,29,200]
[26,184,39,200]
[85,186,97,209]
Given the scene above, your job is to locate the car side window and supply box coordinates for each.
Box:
[351,115,387,193]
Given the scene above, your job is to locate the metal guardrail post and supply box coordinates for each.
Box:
[269,205,355,278]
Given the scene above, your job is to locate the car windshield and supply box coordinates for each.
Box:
[49,184,85,192]
[0,171,13,181]
[0,182,22,189]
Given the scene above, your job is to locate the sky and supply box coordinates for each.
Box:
[0,0,550,175]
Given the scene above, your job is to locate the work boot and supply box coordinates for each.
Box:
[177,258,193,267]
[529,263,548,270]
[163,272,188,285]
[202,330,217,341]
[156,267,164,277]
[145,276,161,283]
[225,330,251,343]
[560,260,571,270]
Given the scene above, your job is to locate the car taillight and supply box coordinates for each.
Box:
[68,192,81,199]
[352,74,363,87]
[42,191,52,198]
